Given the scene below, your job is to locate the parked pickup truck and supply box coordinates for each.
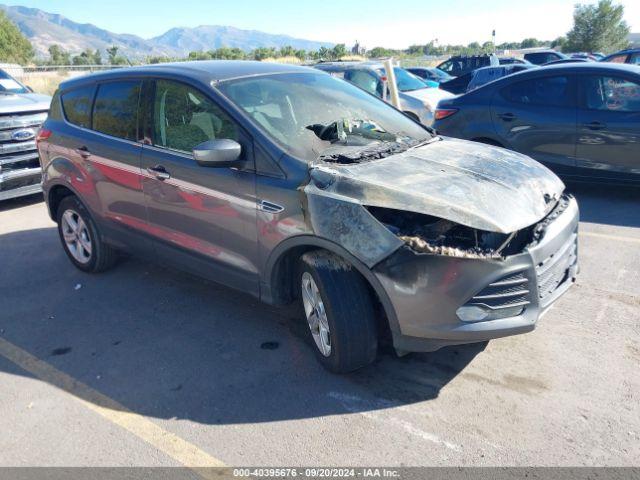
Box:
[0,68,51,201]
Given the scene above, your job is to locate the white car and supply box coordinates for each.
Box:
[314,61,454,126]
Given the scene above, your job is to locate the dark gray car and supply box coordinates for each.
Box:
[38,61,578,372]
[434,63,640,185]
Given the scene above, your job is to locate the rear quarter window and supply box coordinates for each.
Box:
[501,76,572,107]
[48,91,63,120]
[92,81,141,141]
[61,85,95,128]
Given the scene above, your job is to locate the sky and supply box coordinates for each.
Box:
[5,0,640,49]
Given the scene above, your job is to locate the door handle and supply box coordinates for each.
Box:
[75,146,91,159]
[582,121,606,131]
[146,165,171,181]
[498,112,516,122]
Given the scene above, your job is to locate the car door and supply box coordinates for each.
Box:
[59,80,150,253]
[576,74,640,178]
[140,78,259,295]
[491,73,577,169]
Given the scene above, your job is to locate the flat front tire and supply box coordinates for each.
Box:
[300,250,378,373]
[56,195,117,273]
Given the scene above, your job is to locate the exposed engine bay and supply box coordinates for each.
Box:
[366,195,572,260]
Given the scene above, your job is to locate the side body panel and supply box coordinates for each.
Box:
[490,74,578,168]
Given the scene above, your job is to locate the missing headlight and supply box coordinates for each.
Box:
[366,206,530,259]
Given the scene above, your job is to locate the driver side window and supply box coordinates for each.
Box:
[153,80,238,153]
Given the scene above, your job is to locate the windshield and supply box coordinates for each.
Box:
[0,70,29,94]
[376,67,427,92]
[432,68,453,81]
[217,72,433,162]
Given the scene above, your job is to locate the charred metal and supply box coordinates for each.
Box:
[366,206,531,259]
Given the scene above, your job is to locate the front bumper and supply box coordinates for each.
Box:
[374,196,579,353]
[0,167,42,201]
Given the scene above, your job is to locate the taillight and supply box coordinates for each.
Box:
[36,128,52,145]
[434,108,459,121]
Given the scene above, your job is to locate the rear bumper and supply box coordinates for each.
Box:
[374,196,579,353]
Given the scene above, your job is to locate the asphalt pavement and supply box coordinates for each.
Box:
[0,183,638,468]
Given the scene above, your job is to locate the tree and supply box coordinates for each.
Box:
[331,44,347,59]
[48,44,71,65]
[107,45,120,64]
[565,0,630,53]
[0,11,34,64]
[278,45,295,58]
[551,36,567,51]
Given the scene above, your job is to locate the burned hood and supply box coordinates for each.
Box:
[310,138,565,234]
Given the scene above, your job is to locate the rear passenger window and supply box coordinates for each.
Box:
[583,76,640,112]
[92,81,141,141]
[61,86,95,128]
[501,76,571,107]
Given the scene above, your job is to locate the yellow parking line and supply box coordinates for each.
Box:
[0,336,225,476]
[580,231,640,245]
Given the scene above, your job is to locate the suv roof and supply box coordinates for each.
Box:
[58,61,318,92]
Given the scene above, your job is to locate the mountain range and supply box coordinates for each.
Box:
[0,4,335,60]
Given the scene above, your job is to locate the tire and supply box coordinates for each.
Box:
[56,195,117,273]
[299,250,378,373]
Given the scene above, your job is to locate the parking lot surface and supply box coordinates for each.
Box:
[1,184,639,467]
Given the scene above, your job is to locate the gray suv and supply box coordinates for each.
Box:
[38,61,579,373]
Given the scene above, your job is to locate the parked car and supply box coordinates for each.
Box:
[314,61,453,125]
[436,54,499,77]
[600,48,640,65]
[569,53,598,61]
[38,61,578,372]
[0,68,51,201]
[524,50,568,65]
[406,67,454,84]
[442,64,535,94]
[542,58,590,66]
[497,57,530,65]
[434,63,640,185]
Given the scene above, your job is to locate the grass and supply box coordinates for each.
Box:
[18,71,69,95]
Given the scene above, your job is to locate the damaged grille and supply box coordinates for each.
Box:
[468,272,531,310]
[535,230,578,308]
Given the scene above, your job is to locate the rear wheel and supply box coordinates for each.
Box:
[299,251,378,373]
[56,195,117,273]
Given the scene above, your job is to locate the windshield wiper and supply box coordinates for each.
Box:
[318,141,409,165]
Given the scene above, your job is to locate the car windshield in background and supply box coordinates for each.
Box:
[376,67,427,92]
[0,70,29,94]
[431,68,453,81]
[217,72,432,162]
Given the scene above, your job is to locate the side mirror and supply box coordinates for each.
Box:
[192,139,242,167]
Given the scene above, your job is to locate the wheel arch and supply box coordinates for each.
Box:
[46,182,81,221]
[262,235,400,335]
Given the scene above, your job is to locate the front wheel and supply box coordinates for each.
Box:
[299,251,378,373]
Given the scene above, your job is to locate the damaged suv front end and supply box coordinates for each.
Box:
[217,66,578,363]
[305,137,578,353]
